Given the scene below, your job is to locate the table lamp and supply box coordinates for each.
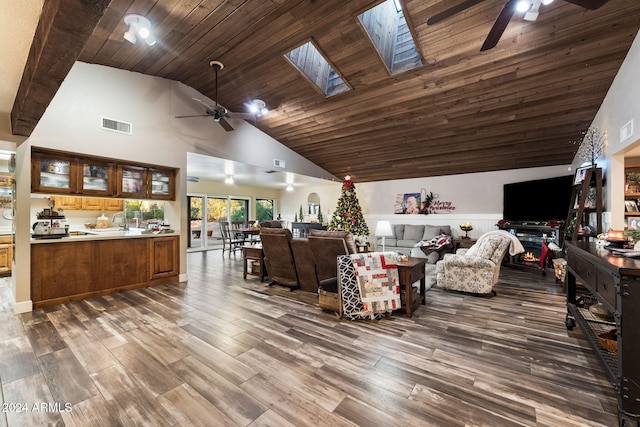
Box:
[375,220,394,252]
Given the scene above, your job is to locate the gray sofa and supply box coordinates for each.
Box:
[375,224,452,256]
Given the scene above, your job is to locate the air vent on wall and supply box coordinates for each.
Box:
[274,159,285,168]
[621,119,634,143]
[101,117,132,135]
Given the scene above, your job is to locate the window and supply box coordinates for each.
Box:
[256,198,274,222]
[284,41,350,97]
[358,0,422,74]
[230,198,249,223]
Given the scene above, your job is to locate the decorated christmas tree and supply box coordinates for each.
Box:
[328,176,369,237]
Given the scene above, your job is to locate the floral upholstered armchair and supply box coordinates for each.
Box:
[435,230,524,296]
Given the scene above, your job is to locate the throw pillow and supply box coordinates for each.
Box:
[393,224,405,240]
[403,224,424,241]
[439,225,452,236]
[422,225,440,241]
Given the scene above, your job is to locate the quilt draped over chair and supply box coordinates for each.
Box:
[435,230,524,295]
[338,252,401,320]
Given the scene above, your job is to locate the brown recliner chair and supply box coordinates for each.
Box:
[259,228,299,288]
[308,230,358,311]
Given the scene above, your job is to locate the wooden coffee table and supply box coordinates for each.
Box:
[396,257,426,317]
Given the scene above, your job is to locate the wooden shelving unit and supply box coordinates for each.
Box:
[566,167,602,243]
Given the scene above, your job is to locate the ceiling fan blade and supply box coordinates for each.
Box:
[192,98,216,114]
[563,0,608,10]
[480,0,517,51]
[175,114,210,119]
[427,0,487,25]
[218,118,234,132]
[227,111,255,120]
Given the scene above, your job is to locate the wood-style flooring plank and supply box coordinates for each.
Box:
[170,355,267,425]
[37,348,99,405]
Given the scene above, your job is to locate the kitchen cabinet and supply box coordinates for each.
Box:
[102,198,125,211]
[52,197,124,212]
[117,164,147,198]
[149,236,179,280]
[31,151,78,194]
[53,196,82,211]
[31,235,179,307]
[78,157,114,196]
[149,168,175,200]
[32,148,176,201]
[117,165,175,200]
[80,197,103,210]
[0,235,13,276]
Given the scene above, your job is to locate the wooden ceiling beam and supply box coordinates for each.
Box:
[11,0,112,137]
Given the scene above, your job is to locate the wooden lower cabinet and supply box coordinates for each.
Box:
[31,235,179,307]
[149,236,179,280]
[0,235,13,276]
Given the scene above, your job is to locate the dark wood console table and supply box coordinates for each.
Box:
[565,242,640,426]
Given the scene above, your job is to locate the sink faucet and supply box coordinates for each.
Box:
[112,212,129,230]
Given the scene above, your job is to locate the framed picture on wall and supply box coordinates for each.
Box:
[402,193,421,214]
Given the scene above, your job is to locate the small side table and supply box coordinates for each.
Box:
[452,237,476,252]
[242,245,267,282]
[396,257,426,317]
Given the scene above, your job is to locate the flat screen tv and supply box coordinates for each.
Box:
[503,175,573,222]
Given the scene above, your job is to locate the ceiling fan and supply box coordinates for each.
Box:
[175,60,254,131]
[427,0,608,51]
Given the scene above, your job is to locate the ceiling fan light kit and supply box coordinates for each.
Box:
[428,0,606,51]
[123,14,157,46]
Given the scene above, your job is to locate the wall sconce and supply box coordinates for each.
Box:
[248,99,268,116]
[123,14,157,46]
[286,184,293,192]
[224,176,234,184]
[375,220,393,252]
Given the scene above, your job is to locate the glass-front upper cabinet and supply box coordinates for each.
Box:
[117,165,147,198]
[31,151,78,194]
[149,168,175,200]
[78,158,114,196]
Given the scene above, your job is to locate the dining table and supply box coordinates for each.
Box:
[235,227,260,243]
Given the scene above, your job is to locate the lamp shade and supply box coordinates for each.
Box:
[375,220,393,237]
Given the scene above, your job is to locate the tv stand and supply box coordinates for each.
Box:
[498,224,562,274]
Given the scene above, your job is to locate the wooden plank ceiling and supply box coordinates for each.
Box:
[13,0,640,182]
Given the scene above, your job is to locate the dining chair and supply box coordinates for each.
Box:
[219,221,245,257]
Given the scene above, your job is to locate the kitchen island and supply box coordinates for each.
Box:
[31,228,179,307]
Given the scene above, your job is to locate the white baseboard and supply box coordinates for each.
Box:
[179,273,188,282]
[13,300,33,314]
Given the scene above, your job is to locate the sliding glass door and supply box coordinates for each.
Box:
[188,194,250,251]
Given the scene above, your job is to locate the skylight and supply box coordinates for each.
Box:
[284,41,350,97]
[358,0,421,74]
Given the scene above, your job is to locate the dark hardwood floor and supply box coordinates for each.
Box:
[0,251,618,426]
